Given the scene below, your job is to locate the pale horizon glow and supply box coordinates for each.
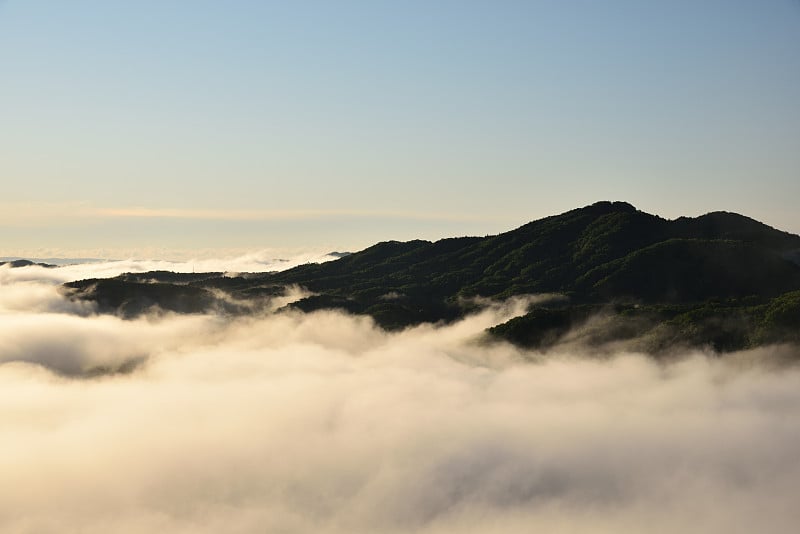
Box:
[2,198,799,260]
[96,206,502,223]
[0,202,506,225]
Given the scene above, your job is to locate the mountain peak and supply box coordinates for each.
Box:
[585,200,637,213]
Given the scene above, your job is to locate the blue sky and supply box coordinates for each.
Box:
[1,1,799,257]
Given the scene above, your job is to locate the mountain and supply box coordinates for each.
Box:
[63,202,800,353]
[0,257,105,266]
[0,259,57,268]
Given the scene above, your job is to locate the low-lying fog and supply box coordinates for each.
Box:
[1,257,799,533]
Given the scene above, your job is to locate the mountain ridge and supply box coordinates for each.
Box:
[62,202,800,354]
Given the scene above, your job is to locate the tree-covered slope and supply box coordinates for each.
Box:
[63,201,800,352]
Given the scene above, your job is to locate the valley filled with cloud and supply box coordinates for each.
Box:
[2,259,799,533]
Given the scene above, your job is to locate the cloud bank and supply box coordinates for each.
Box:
[1,251,342,285]
[1,262,799,533]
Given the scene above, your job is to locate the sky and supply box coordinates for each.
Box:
[1,0,799,258]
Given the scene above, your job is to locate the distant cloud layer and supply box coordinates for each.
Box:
[0,252,342,284]
[1,261,799,533]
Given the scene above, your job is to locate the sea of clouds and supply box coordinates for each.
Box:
[1,256,799,533]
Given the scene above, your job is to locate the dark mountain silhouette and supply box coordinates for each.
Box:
[63,202,800,353]
[0,259,57,268]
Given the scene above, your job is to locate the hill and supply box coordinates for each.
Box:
[0,259,57,269]
[63,202,800,353]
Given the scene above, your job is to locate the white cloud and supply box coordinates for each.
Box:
[1,261,799,533]
[0,251,341,286]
